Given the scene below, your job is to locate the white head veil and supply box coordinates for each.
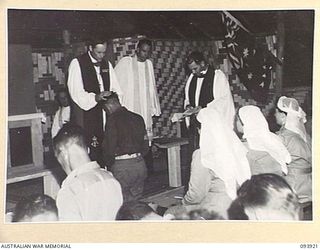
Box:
[277,96,307,142]
[239,105,291,174]
[197,104,251,200]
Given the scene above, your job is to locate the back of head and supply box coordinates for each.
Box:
[53,123,87,156]
[100,91,121,112]
[12,194,58,222]
[229,174,299,220]
[116,201,159,220]
[173,209,224,220]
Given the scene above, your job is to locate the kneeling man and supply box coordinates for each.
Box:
[101,92,149,202]
[53,124,123,221]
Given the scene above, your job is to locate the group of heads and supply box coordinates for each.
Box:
[11,172,299,222]
[87,37,152,63]
[196,96,305,221]
[235,96,303,136]
[88,38,207,75]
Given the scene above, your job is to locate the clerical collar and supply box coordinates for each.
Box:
[88,51,98,64]
[200,66,209,75]
[193,66,209,77]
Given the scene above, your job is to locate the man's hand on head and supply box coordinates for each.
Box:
[185,105,193,111]
[95,91,112,102]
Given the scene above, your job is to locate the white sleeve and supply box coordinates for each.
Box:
[56,188,82,221]
[148,60,161,116]
[67,59,97,111]
[51,110,60,138]
[207,69,235,128]
[108,61,123,103]
[184,74,193,109]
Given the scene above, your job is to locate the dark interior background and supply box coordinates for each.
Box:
[8,9,314,88]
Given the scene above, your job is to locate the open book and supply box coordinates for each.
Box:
[171,106,202,122]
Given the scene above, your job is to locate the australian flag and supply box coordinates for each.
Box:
[222,11,275,103]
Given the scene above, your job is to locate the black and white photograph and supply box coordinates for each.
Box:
[2,4,318,243]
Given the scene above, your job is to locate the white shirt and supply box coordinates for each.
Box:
[51,106,70,138]
[57,161,123,221]
[67,52,122,127]
[194,68,208,107]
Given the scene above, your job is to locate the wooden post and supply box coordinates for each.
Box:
[167,146,182,187]
[276,13,285,95]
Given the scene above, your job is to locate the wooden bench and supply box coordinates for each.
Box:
[7,165,60,199]
[153,137,189,187]
[298,196,312,220]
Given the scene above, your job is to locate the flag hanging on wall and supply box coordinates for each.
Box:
[221,11,274,103]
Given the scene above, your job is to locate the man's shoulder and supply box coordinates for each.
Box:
[117,56,133,63]
[75,53,88,61]
[126,109,145,121]
[63,168,116,193]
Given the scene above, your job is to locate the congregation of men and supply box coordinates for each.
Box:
[9,37,311,222]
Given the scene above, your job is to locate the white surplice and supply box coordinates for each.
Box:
[114,55,161,140]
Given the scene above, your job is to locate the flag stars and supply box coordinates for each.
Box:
[243,48,249,58]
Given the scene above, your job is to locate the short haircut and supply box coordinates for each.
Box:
[87,37,107,48]
[137,39,152,49]
[12,194,58,222]
[173,209,224,220]
[99,91,120,107]
[53,123,87,155]
[116,201,155,220]
[228,174,299,220]
[186,51,205,65]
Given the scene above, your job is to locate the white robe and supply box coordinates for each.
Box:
[114,55,161,140]
[197,106,251,200]
[239,105,291,174]
[51,106,70,138]
[185,69,236,129]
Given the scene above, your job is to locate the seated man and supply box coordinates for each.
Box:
[228,173,300,220]
[101,92,149,202]
[11,194,58,222]
[51,88,71,138]
[53,124,123,221]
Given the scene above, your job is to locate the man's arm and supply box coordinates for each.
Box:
[102,119,117,167]
[138,117,150,156]
[108,61,123,103]
[56,188,82,221]
[147,60,161,116]
[67,58,103,111]
[51,109,60,138]
[184,74,193,109]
